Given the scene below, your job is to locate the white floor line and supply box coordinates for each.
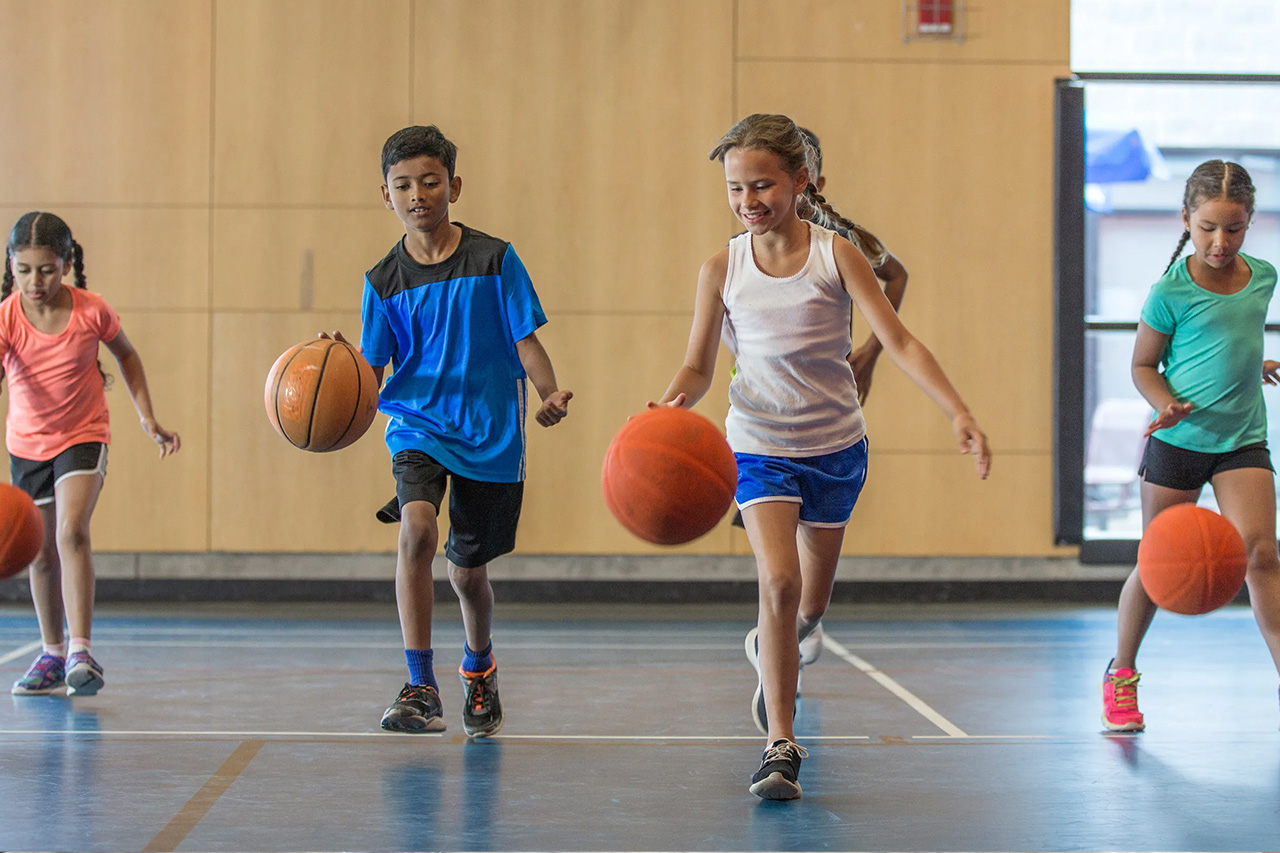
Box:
[912,734,1050,739]
[0,641,41,666]
[823,635,969,738]
[0,729,441,738]
[491,734,870,741]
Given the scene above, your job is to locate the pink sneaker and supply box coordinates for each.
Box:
[1102,664,1145,732]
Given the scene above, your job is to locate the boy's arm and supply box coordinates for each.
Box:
[516,331,572,427]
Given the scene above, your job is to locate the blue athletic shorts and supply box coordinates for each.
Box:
[734,438,869,528]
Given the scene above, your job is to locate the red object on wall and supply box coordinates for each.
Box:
[918,0,953,34]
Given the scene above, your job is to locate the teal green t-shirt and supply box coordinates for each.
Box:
[1139,252,1277,453]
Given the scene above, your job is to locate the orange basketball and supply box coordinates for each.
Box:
[1138,504,1247,615]
[0,483,43,580]
[265,338,379,452]
[601,407,737,545]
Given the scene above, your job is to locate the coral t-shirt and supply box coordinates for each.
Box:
[0,288,121,461]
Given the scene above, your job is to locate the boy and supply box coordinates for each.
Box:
[349,125,572,737]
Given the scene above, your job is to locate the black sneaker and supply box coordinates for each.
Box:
[375,496,401,524]
[459,661,504,738]
[749,739,808,800]
[381,683,446,732]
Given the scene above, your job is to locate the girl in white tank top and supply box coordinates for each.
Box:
[653,114,990,801]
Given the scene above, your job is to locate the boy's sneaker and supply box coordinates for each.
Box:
[12,654,65,695]
[65,652,104,697]
[745,627,799,734]
[799,621,824,665]
[749,738,809,800]
[381,683,446,732]
[459,661,504,738]
[1102,662,1144,732]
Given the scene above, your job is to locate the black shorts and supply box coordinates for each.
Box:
[1139,436,1273,491]
[9,442,108,506]
[391,449,523,569]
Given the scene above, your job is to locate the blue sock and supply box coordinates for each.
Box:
[461,641,493,674]
[405,648,437,690]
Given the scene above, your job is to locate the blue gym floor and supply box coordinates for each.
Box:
[0,599,1277,852]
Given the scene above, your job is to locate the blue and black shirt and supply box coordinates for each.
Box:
[360,223,547,482]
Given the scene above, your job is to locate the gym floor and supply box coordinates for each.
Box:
[0,599,1276,852]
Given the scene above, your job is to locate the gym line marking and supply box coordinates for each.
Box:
[823,635,969,738]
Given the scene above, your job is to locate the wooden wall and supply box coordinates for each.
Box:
[0,0,1070,559]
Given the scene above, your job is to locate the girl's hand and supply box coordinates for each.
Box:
[536,390,573,427]
[952,413,991,479]
[1144,401,1192,436]
[646,393,687,409]
[142,418,181,459]
[1264,360,1280,386]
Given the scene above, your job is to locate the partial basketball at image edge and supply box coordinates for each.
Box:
[1138,503,1247,615]
[264,339,380,452]
[601,407,738,545]
[0,483,43,580]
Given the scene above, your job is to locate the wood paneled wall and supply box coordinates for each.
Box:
[0,0,1070,558]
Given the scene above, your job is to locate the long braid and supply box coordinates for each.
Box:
[71,240,87,290]
[2,247,12,301]
[1164,231,1191,274]
[801,185,889,269]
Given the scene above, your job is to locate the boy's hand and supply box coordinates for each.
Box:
[318,330,351,345]
[536,390,573,427]
[1145,401,1192,436]
[1264,360,1280,385]
[951,413,990,480]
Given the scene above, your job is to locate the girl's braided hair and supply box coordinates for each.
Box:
[1165,160,1255,273]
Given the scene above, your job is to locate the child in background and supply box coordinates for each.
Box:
[1104,160,1280,732]
[654,114,989,799]
[2,212,180,697]
[331,125,571,737]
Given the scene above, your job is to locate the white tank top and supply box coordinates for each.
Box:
[722,223,866,456]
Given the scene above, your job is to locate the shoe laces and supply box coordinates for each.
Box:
[1108,671,1140,709]
[467,677,492,713]
[401,684,434,703]
[763,740,808,762]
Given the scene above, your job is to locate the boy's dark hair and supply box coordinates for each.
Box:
[381,125,458,181]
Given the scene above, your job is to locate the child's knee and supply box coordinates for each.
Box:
[759,571,801,614]
[1246,538,1280,575]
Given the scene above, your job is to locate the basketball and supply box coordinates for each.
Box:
[265,338,380,452]
[601,407,737,545]
[1138,504,1247,615]
[0,483,43,580]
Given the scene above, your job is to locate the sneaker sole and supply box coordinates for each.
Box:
[749,772,802,800]
[1101,715,1144,733]
[11,684,63,696]
[66,671,103,697]
[463,714,505,738]
[381,712,447,733]
[752,682,768,735]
